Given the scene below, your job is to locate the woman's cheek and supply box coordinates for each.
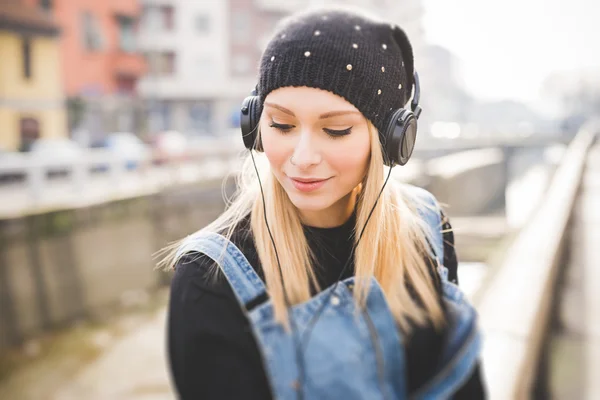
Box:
[262,132,288,168]
[330,140,370,175]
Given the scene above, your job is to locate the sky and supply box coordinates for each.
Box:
[421,0,599,105]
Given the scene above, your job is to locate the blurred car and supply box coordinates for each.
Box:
[104,132,150,170]
[151,130,189,165]
[0,147,26,183]
[29,138,84,177]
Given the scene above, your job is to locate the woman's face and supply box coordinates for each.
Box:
[260,86,371,227]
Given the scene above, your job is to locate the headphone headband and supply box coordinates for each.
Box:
[241,70,422,167]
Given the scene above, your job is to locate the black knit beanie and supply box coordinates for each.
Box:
[258,7,415,135]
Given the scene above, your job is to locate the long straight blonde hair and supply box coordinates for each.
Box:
[159,121,445,333]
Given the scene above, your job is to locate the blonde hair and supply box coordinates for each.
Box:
[158,121,445,333]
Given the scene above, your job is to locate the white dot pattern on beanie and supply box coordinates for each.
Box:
[346,64,352,71]
[378,89,382,95]
[381,66,385,72]
[354,25,361,31]
[271,56,275,61]
[314,30,321,36]
[352,43,358,49]
[382,44,387,50]
[304,51,311,57]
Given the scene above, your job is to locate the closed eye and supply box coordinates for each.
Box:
[269,122,294,133]
[324,127,353,137]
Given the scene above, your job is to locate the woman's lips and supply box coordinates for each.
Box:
[289,176,331,192]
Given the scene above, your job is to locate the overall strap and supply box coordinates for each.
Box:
[408,186,449,281]
[176,232,267,307]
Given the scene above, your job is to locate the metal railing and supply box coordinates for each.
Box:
[475,123,598,399]
[0,139,244,218]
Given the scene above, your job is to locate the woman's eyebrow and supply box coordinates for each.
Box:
[318,110,361,119]
[264,102,360,119]
[264,102,295,116]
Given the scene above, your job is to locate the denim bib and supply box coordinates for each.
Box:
[176,188,482,399]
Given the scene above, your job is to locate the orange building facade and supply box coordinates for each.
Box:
[23,0,146,97]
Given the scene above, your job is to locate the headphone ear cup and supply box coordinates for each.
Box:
[382,108,418,166]
[240,96,262,151]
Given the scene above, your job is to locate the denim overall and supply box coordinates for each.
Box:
[176,188,482,399]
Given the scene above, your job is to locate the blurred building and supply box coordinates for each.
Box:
[24,0,147,144]
[137,0,291,137]
[0,0,66,151]
[136,0,427,138]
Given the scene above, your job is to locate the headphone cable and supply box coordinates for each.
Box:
[250,149,306,400]
[299,165,395,399]
[301,165,394,347]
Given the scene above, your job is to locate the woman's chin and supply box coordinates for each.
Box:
[285,191,332,213]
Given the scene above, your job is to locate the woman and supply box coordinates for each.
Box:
[164,7,486,400]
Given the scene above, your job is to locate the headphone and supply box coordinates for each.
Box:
[240,70,422,167]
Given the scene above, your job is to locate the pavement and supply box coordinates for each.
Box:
[549,141,600,399]
[52,309,175,400]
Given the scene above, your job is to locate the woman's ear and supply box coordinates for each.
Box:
[255,130,264,152]
[254,112,265,152]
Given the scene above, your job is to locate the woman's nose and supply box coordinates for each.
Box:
[290,131,321,168]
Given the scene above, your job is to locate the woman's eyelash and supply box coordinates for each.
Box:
[269,122,294,132]
[269,122,353,137]
[324,127,353,137]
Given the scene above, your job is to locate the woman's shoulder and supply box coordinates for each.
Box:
[398,183,459,284]
[176,212,253,254]
[398,183,441,212]
[172,213,261,287]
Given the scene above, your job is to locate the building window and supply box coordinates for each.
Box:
[39,0,52,12]
[81,11,103,51]
[145,51,176,76]
[148,101,171,132]
[161,5,174,31]
[20,117,40,152]
[116,76,136,94]
[188,103,212,134]
[141,5,160,31]
[141,5,174,32]
[22,38,32,79]
[162,52,176,75]
[117,16,136,52]
[195,14,210,34]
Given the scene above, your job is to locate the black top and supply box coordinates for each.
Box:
[167,209,486,399]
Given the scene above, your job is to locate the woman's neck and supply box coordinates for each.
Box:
[298,186,360,228]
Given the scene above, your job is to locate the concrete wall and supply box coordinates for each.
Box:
[0,180,232,351]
